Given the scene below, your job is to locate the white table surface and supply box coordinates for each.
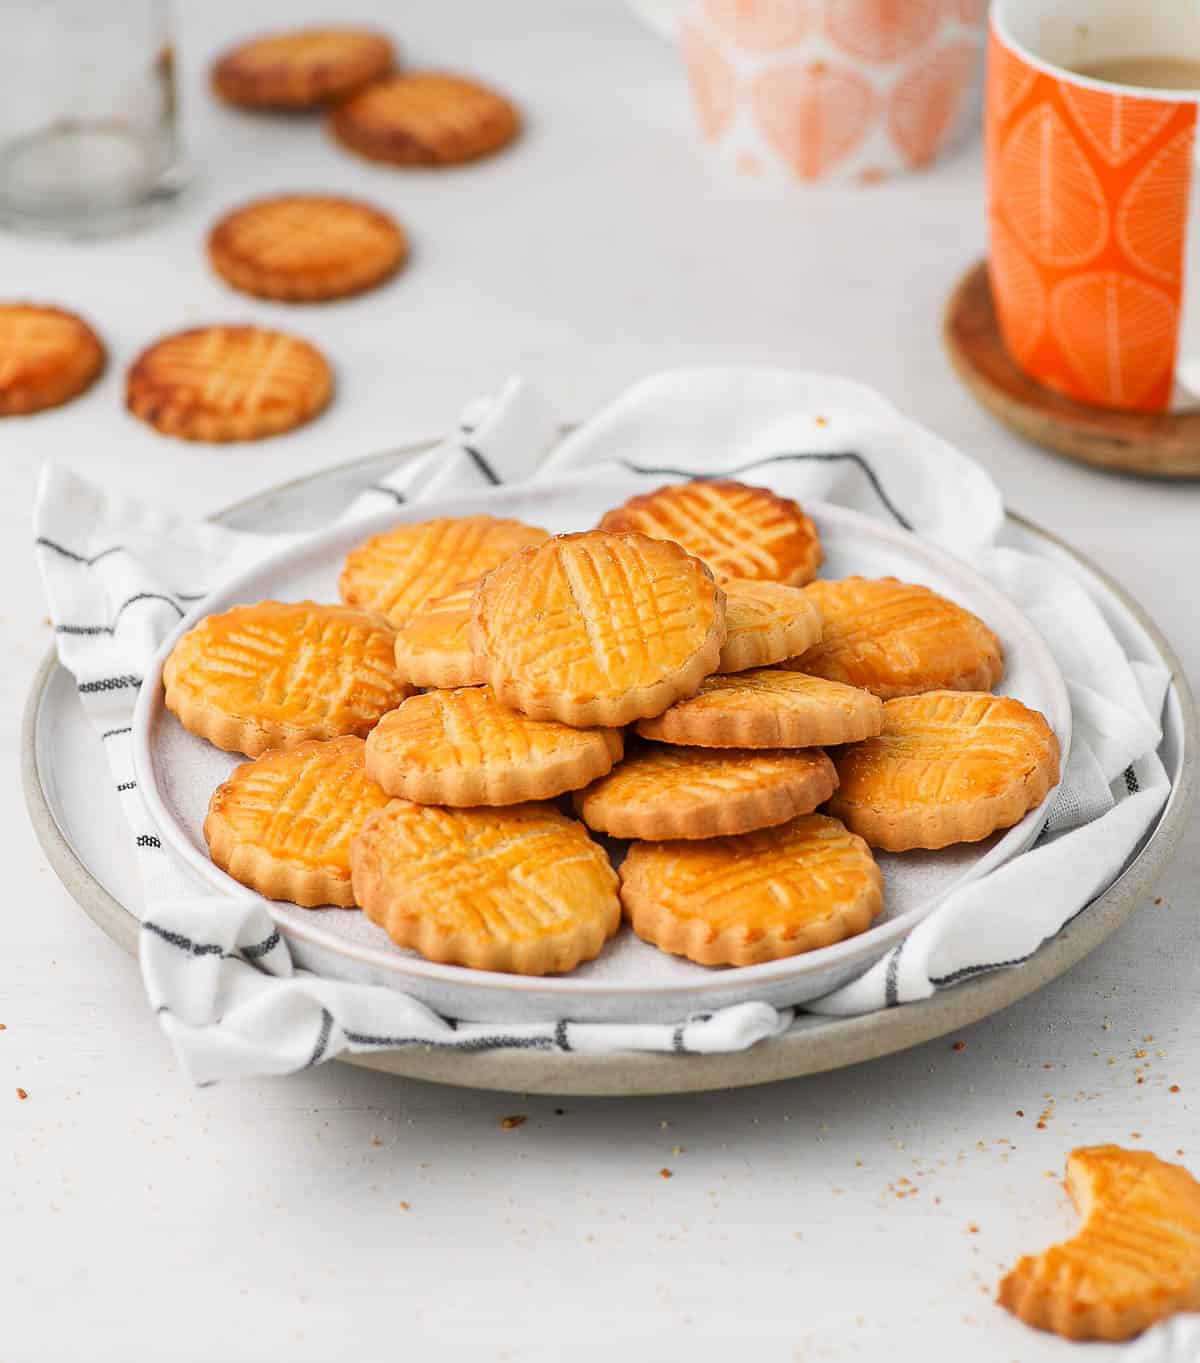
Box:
[5,2,1200,1359]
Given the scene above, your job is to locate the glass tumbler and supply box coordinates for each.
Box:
[0,0,185,237]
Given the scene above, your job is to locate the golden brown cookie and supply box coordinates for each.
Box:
[208,194,408,302]
[719,578,823,672]
[575,743,837,840]
[164,600,410,757]
[473,530,726,728]
[619,813,882,966]
[366,685,623,806]
[330,72,520,166]
[598,480,822,585]
[204,736,390,907]
[350,800,620,974]
[0,303,105,416]
[211,27,394,110]
[788,576,1004,698]
[391,579,484,688]
[126,325,333,442]
[826,691,1060,851]
[637,669,883,749]
[998,1146,1200,1341]
[340,516,548,627]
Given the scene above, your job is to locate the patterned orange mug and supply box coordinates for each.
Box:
[988,0,1200,412]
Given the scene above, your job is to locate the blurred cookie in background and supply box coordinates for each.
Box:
[126,324,333,442]
[208,194,408,302]
[0,303,105,416]
[330,72,520,166]
[212,27,394,111]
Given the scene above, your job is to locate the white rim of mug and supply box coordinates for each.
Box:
[989,2,1200,103]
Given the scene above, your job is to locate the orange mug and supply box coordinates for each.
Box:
[987,0,1200,412]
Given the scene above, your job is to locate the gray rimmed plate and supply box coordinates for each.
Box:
[22,442,1195,1094]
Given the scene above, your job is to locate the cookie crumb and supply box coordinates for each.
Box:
[371,1137,382,1147]
[952,1040,967,1052]
[1170,1085,1181,1094]
[1016,1109,1025,1117]
[16,1088,27,1100]
[659,1167,673,1180]
[500,1115,526,1131]
[967,1222,979,1234]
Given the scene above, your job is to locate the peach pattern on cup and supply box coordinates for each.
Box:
[986,24,1198,411]
[681,0,983,182]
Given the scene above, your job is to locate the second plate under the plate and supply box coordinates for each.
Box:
[133,472,1071,1022]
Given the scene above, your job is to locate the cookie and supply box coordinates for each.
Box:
[366,685,623,806]
[473,530,726,728]
[126,325,333,442]
[826,691,1060,851]
[619,813,882,967]
[164,600,410,757]
[391,579,484,688]
[575,743,837,840]
[719,578,823,673]
[330,72,520,166]
[208,194,408,302]
[211,27,393,110]
[637,669,883,749]
[0,303,105,415]
[598,480,822,585]
[350,800,620,974]
[788,576,1003,698]
[340,515,547,627]
[204,736,390,907]
[998,1146,1200,1341]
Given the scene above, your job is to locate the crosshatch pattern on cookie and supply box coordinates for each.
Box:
[599,480,822,584]
[204,736,391,906]
[619,812,883,966]
[164,601,408,753]
[473,531,725,724]
[340,516,548,626]
[350,800,620,974]
[791,575,1003,697]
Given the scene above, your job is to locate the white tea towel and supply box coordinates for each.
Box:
[34,367,1173,1083]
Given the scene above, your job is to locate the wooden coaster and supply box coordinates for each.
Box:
[944,261,1200,479]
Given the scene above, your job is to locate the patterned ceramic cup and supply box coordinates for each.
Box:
[988,0,1200,412]
[633,0,985,182]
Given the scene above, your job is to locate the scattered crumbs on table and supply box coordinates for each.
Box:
[1171,1085,1181,1094]
[1101,1020,1112,1031]
[671,1144,684,1157]
[1135,1048,1148,1059]
[1042,1062,1054,1069]
[1143,1034,1154,1043]
[1016,1109,1025,1117]
[398,1201,410,1211]
[1178,1149,1186,1157]
[500,1115,526,1131]
[951,1040,966,1052]
[1137,1076,1146,1086]
[1107,1057,1116,1066]
[659,1168,673,1180]
[554,1108,566,1117]
[1154,897,1164,905]
[967,1223,979,1234]
[1131,1131,1142,1140]
[815,415,829,426]
[16,1088,28,1100]
[371,1137,382,1147]
[854,1159,864,1168]
[0,1023,6,1030]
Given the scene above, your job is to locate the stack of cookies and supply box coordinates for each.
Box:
[164,480,1061,977]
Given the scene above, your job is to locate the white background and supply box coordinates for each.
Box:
[5,2,1200,1359]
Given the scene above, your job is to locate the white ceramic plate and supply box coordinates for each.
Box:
[132,471,1071,1023]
